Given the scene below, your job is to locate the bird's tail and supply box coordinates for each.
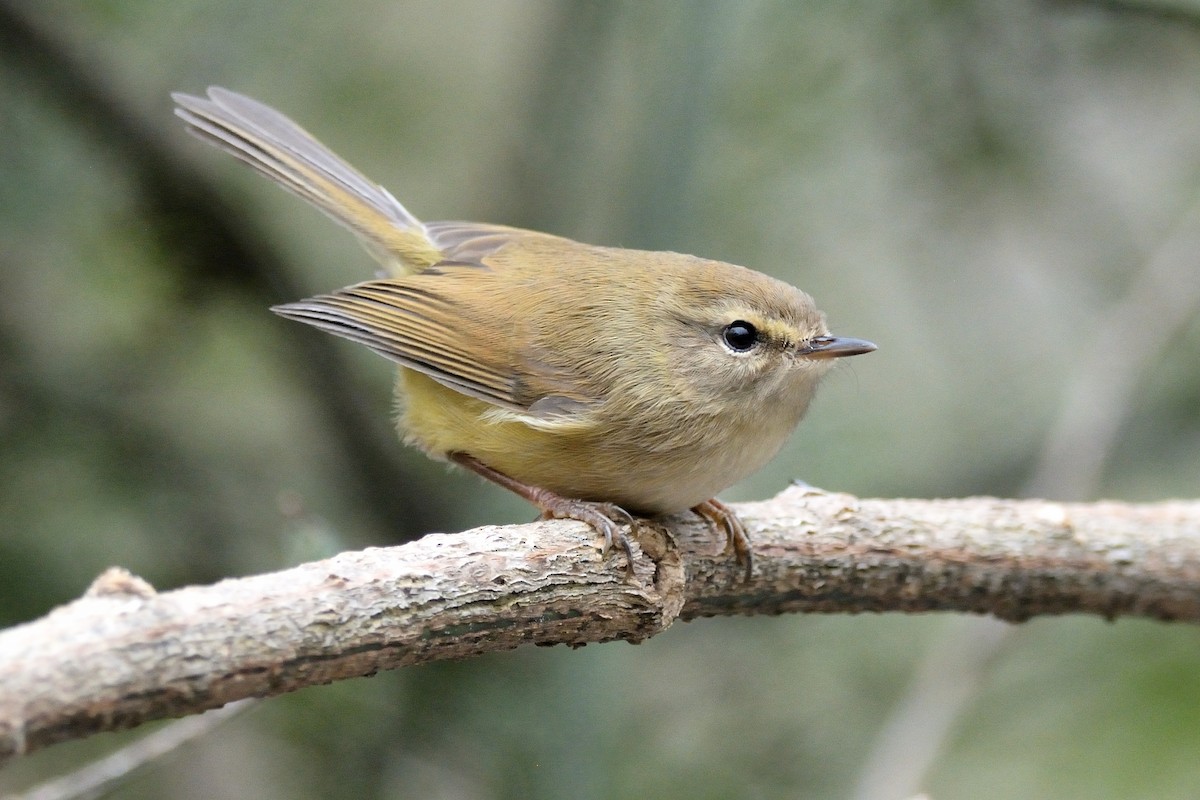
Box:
[173,87,443,275]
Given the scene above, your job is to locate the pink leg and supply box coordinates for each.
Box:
[450,452,638,573]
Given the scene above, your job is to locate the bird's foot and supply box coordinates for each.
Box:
[691,498,752,581]
[449,452,639,576]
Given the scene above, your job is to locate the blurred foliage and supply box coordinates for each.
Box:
[1,1,1199,798]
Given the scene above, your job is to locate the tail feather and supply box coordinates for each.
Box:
[173,87,443,275]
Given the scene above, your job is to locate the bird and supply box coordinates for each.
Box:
[173,87,876,578]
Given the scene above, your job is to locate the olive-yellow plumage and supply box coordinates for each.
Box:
[173,87,875,576]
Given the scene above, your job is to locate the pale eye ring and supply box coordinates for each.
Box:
[721,320,759,352]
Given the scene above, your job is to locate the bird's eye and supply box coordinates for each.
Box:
[721,321,759,353]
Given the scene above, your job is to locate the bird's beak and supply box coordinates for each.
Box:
[798,335,877,359]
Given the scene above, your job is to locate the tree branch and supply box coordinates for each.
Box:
[2,487,1198,764]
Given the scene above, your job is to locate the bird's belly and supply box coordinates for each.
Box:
[399,371,798,515]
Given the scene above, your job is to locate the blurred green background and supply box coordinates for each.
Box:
[2,1,1199,798]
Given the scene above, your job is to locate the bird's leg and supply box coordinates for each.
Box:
[449,452,639,574]
[691,498,753,580]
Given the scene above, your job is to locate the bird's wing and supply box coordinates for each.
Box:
[273,262,600,417]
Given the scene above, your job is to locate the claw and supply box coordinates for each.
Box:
[692,498,752,580]
[538,499,639,577]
